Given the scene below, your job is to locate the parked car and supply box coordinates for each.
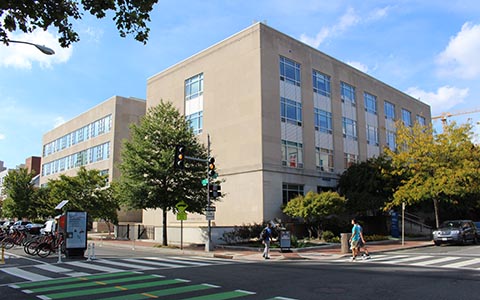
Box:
[475,222,480,236]
[10,220,32,231]
[433,220,478,246]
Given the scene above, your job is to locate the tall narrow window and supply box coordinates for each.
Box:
[281,97,302,125]
[366,125,379,145]
[316,147,334,172]
[185,73,204,100]
[282,183,304,205]
[313,70,331,97]
[384,101,395,120]
[416,115,426,126]
[187,111,203,135]
[314,108,332,133]
[402,109,412,126]
[364,92,377,114]
[341,82,356,104]
[280,56,301,86]
[281,140,303,168]
[342,117,357,140]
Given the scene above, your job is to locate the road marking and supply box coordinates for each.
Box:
[99,283,217,300]
[64,261,124,273]
[124,258,184,268]
[96,259,157,270]
[380,255,433,264]
[179,289,255,300]
[409,256,460,266]
[446,258,480,269]
[2,267,50,281]
[34,264,72,273]
[147,256,210,266]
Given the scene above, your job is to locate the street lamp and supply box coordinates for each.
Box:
[7,39,55,55]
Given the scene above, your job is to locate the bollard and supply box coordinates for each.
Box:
[57,242,62,264]
[0,244,5,265]
[340,233,351,254]
[86,243,92,261]
[91,242,96,260]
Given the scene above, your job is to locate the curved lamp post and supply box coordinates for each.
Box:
[7,39,55,55]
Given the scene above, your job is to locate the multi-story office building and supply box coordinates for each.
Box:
[144,22,430,243]
[40,96,146,223]
[0,161,7,202]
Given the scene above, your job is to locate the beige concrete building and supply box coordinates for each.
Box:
[145,23,430,244]
[40,96,146,223]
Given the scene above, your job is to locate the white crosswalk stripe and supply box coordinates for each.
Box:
[0,256,236,284]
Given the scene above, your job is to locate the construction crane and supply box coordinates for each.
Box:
[432,108,480,127]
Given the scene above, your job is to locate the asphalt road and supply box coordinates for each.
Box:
[1,244,480,299]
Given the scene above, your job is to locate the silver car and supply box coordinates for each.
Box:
[433,220,478,246]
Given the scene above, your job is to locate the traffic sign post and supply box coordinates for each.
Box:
[176,201,189,250]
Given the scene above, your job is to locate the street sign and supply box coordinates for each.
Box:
[177,212,187,220]
[205,206,216,212]
[205,211,215,220]
[176,200,188,213]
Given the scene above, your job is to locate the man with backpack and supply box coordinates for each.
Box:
[261,223,273,259]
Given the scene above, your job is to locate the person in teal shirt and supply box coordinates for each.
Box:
[349,218,362,261]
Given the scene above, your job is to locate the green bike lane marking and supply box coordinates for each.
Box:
[11,271,137,289]
[179,289,256,300]
[27,274,159,293]
[98,284,217,300]
[39,278,184,299]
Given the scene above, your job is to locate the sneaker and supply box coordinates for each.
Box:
[364,255,371,260]
[265,256,270,259]
[350,257,356,262]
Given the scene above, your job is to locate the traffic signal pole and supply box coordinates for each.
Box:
[206,134,213,252]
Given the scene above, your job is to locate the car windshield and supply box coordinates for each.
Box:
[440,221,463,228]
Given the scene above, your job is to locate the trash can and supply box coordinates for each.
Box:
[279,230,291,252]
[340,233,351,254]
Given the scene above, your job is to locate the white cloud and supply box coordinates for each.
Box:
[436,22,480,79]
[0,133,5,140]
[0,30,73,69]
[54,117,67,128]
[300,6,390,48]
[346,61,369,73]
[405,86,469,115]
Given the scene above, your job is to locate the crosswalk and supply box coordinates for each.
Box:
[329,254,480,270]
[0,256,236,283]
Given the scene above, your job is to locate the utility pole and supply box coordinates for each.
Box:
[206,134,213,252]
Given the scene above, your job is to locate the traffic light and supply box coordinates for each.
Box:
[208,157,216,177]
[209,184,221,199]
[174,145,186,169]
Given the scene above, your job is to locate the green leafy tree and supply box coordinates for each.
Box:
[384,121,480,228]
[1,0,158,47]
[2,168,36,219]
[338,155,401,216]
[47,167,118,225]
[283,191,346,238]
[115,101,210,246]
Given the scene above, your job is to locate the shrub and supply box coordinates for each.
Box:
[321,230,335,242]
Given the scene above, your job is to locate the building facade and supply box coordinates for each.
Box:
[145,23,431,243]
[40,96,146,223]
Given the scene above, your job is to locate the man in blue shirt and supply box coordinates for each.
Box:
[349,218,362,261]
[262,223,273,259]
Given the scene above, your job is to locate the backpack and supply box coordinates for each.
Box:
[260,228,268,240]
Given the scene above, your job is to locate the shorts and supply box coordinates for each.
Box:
[350,240,359,249]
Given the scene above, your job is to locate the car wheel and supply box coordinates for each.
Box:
[434,240,441,246]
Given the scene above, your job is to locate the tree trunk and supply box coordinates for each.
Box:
[162,209,168,246]
[433,198,440,228]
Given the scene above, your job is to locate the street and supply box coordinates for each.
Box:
[1,243,480,299]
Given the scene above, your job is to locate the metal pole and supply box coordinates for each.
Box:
[180,220,183,250]
[402,202,405,246]
[205,134,213,252]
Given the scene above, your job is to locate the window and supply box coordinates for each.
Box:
[281,140,303,168]
[280,56,301,86]
[384,101,395,120]
[344,153,358,168]
[364,92,377,114]
[402,109,412,127]
[314,108,332,133]
[342,117,357,140]
[341,82,355,104]
[187,111,203,135]
[282,183,304,205]
[416,115,426,126]
[281,97,302,125]
[185,73,204,100]
[386,130,396,150]
[313,70,331,97]
[316,147,333,172]
[366,125,379,146]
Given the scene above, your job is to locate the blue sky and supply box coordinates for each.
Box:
[1,0,480,168]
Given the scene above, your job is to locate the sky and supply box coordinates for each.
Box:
[1,0,480,168]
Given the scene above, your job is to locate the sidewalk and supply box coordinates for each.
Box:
[89,235,433,261]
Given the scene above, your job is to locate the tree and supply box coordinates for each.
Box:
[1,0,158,47]
[384,121,480,228]
[114,101,210,246]
[283,191,346,238]
[338,155,401,216]
[47,167,119,225]
[2,168,36,219]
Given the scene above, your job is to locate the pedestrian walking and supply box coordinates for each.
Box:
[261,223,273,259]
[349,218,361,261]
